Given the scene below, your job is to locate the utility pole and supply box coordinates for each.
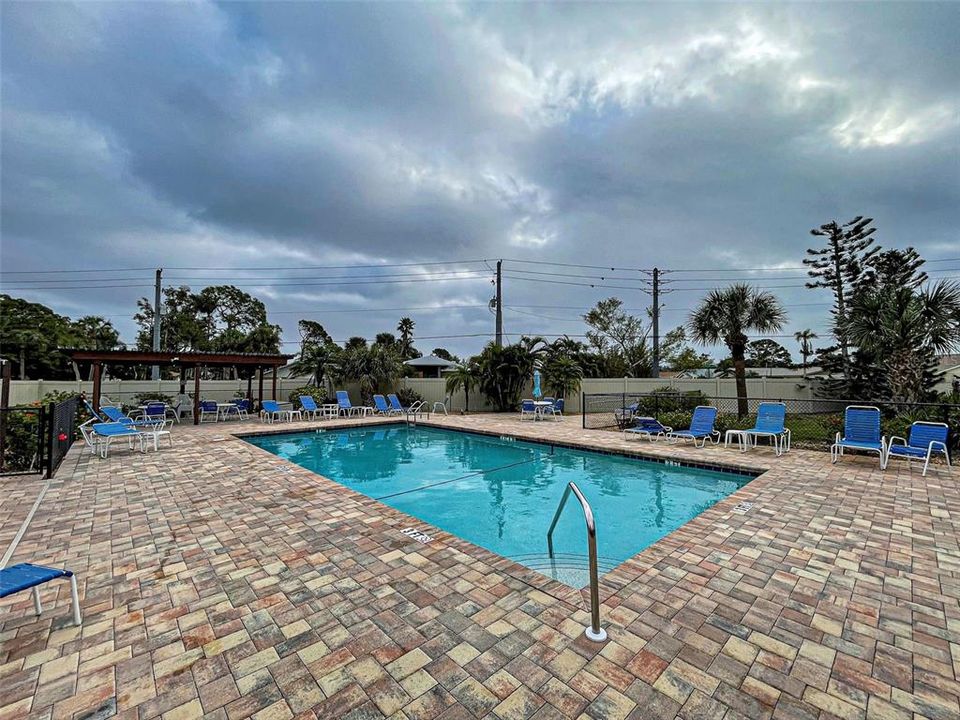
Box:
[495,260,503,347]
[651,267,660,378]
[151,268,162,381]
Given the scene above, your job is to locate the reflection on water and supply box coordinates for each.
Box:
[247,426,753,576]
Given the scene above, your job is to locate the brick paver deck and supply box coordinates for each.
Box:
[1,413,958,720]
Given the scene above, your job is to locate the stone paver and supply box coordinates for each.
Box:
[1,412,958,720]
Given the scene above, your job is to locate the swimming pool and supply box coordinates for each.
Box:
[245,425,754,587]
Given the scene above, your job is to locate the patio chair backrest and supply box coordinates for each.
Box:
[100,406,128,423]
[299,395,319,411]
[83,399,105,421]
[388,394,403,411]
[635,417,664,431]
[234,399,250,411]
[908,421,948,449]
[844,406,881,444]
[262,400,280,413]
[373,395,389,412]
[336,391,352,409]
[690,406,718,434]
[754,403,786,433]
[200,401,217,412]
[543,397,555,405]
[521,399,535,411]
[554,398,564,412]
[145,402,166,418]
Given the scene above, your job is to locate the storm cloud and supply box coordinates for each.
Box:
[2,1,957,357]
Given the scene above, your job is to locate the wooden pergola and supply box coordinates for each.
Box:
[66,349,294,425]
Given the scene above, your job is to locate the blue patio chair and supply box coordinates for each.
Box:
[199,401,219,423]
[740,402,790,455]
[372,394,393,415]
[387,394,406,413]
[667,406,719,448]
[553,398,565,417]
[144,401,175,424]
[831,405,885,466]
[884,421,950,476]
[624,416,672,442]
[100,406,159,428]
[519,399,537,421]
[614,402,639,429]
[337,390,370,417]
[260,400,285,423]
[0,563,81,626]
[232,398,251,419]
[299,395,322,420]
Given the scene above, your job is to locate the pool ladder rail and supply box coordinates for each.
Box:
[546,482,607,643]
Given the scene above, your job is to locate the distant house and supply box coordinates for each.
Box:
[403,354,458,379]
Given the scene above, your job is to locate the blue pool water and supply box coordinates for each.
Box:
[246,426,753,586]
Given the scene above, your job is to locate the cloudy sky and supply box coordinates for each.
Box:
[2,1,958,361]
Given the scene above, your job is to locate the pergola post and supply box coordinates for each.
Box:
[92,361,102,412]
[271,365,277,401]
[257,366,264,412]
[193,365,201,426]
[246,374,252,404]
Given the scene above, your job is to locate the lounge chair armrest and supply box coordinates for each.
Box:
[927,440,949,452]
[887,435,907,447]
[834,432,841,443]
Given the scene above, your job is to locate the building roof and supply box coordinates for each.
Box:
[64,349,293,367]
[403,354,458,368]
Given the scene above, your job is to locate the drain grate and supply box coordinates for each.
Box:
[732,501,754,514]
[400,527,433,544]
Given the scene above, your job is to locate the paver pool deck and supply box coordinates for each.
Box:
[1,413,958,720]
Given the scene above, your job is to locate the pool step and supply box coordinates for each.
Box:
[510,552,621,574]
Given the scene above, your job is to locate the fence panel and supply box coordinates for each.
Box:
[582,391,959,453]
[46,396,79,478]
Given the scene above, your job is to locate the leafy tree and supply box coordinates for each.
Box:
[334,343,403,402]
[344,336,367,351]
[745,339,792,368]
[540,355,583,399]
[659,327,711,372]
[583,298,650,377]
[431,348,460,363]
[298,320,333,347]
[375,332,399,348]
[475,342,535,412]
[846,280,960,403]
[0,295,76,379]
[688,284,787,416]
[445,362,480,412]
[804,216,878,388]
[794,330,818,375]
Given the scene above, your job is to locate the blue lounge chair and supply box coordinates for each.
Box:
[0,563,81,626]
[261,400,285,423]
[624,416,672,442]
[387,394,406,414]
[78,420,144,458]
[373,394,394,415]
[82,399,107,422]
[100,406,159,428]
[739,402,790,455]
[831,405,885,466]
[299,395,322,420]
[667,406,719,447]
[519,399,537,421]
[884,421,950,476]
[337,390,370,417]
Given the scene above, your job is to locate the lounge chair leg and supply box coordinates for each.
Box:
[70,575,82,626]
[923,450,932,477]
[33,587,42,615]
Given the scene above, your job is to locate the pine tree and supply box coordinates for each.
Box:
[804,216,878,391]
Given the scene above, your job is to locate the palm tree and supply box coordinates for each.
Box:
[397,317,416,359]
[689,284,787,417]
[793,329,818,376]
[541,355,583,399]
[445,362,479,413]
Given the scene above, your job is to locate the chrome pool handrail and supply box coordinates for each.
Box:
[546,482,607,642]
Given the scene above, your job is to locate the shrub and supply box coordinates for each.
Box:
[395,387,423,407]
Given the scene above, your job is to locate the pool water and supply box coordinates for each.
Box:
[246,426,753,587]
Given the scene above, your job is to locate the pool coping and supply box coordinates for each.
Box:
[232,418,772,610]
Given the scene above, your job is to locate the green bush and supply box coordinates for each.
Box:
[395,387,423,407]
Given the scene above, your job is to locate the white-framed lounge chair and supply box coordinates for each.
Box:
[260,400,286,423]
[738,402,790,456]
[519,399,537,421]
[0,563,81,626]
[100,406,161,429]
[299,395,323,420]
[884,421,950,476]
[373,394,393,415]
[831,405,885,466]
[336,390,371,417]
[624,416,672,441]
[667,406,719,448]
[387,394,407,414]
[87,421,144,458]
